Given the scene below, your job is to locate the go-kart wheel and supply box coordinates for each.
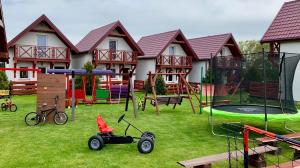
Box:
[138,137,154,154]
[88,135,104,150]
[142,131,155,141]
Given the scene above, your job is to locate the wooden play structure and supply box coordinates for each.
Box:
[37,74,66,121]
[47,69,138,118]
[142,71,199,115]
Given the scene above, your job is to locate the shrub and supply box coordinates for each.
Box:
[0,71,9,90]
[145,75,166,95]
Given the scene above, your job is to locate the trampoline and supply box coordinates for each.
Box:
[204,52,300,127]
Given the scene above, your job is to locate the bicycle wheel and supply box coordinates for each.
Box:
[1,103,7,111]
[10,104,17,112]
[25,112,40,126]
[54,112,68,125]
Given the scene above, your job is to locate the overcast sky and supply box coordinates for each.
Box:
[2,0,286,44]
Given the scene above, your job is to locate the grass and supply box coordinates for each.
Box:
[0,94,299,168]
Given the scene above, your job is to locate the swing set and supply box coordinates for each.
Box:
[142,71,199,115]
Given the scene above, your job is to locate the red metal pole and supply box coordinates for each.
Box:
[244,128,249,168]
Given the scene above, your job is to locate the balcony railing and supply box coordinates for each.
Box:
[214,56,241,69]
[156,55,192,68]
[14,45,70,61]
[93,49,138,64]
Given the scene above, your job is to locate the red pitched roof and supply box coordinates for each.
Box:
[137,29,198,59]
[261,0,300,43]
[76,21,143,55]
[0,0,8,62]
[188,33,242,60]
[8,14,78,52]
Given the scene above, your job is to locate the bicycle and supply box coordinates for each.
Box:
[1,97,17,112]
[24,96,68,126]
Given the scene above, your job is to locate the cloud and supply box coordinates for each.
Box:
[2,0,285,43]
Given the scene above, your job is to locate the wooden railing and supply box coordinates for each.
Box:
[214,56,241,69]
[156,55,192,68]
[14,45,70,61]
[11,81,37,95]
[93,49,138,64]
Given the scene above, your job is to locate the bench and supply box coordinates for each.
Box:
[266,159,300,168]
[289,146,300,160]
[256,132,300,154]
[178,145,277,168]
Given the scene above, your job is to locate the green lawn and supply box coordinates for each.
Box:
[0,94,299,168]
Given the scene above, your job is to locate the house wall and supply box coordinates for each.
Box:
[97,36,132,51]
[162,43,187,56]
[189,61,208,83]
[216,47,232,56]
[136,58,156,81]
[6,23,70,81]
[71,53,92,69]
[280,41,300,101]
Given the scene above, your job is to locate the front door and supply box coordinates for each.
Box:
[123,68,130,81]
[37,35,47,58]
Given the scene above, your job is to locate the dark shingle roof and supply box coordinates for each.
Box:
[261,0,300,43]
[188,33,241,60]
[76,21,143,55]
[137,29,198,59]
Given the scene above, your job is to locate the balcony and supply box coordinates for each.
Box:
[14,45,70,62]
[156,55,192,68]
[214,56,241,69]
[93,49,138,65]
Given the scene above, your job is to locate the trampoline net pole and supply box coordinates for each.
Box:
[263,49,268,130]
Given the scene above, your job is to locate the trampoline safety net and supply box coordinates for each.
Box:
[211,52,300,114]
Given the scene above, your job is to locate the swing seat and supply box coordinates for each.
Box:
[97,115,113,133]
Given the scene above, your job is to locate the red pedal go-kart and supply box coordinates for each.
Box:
[88,114,155,154]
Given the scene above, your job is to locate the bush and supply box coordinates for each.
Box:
[0,71,9,90]
[145,75,166,95]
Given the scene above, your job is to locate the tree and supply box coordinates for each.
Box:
[0,71,9,90]
[239,40,269,55]
[145,75,166,95]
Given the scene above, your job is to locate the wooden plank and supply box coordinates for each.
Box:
[178,145,277,168]
[256,132,300,143]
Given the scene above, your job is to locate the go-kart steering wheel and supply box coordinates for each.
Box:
[118,114,125,123]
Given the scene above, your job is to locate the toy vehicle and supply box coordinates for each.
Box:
[1,97,17,112]
[88,114,155,154]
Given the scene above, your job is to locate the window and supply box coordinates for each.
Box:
[109,40,117,59]
[166,68,173,82]
[20,67,28,78]
[110,68,116,78]
[37,35,48,58]
[220,48,225,56]
[54,67,64,69]
[169,46,175,55]
[38,67,46,74]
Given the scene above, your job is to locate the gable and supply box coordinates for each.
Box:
[76,21,143,55]
[8,15,77,52]
[138,30,197,59]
